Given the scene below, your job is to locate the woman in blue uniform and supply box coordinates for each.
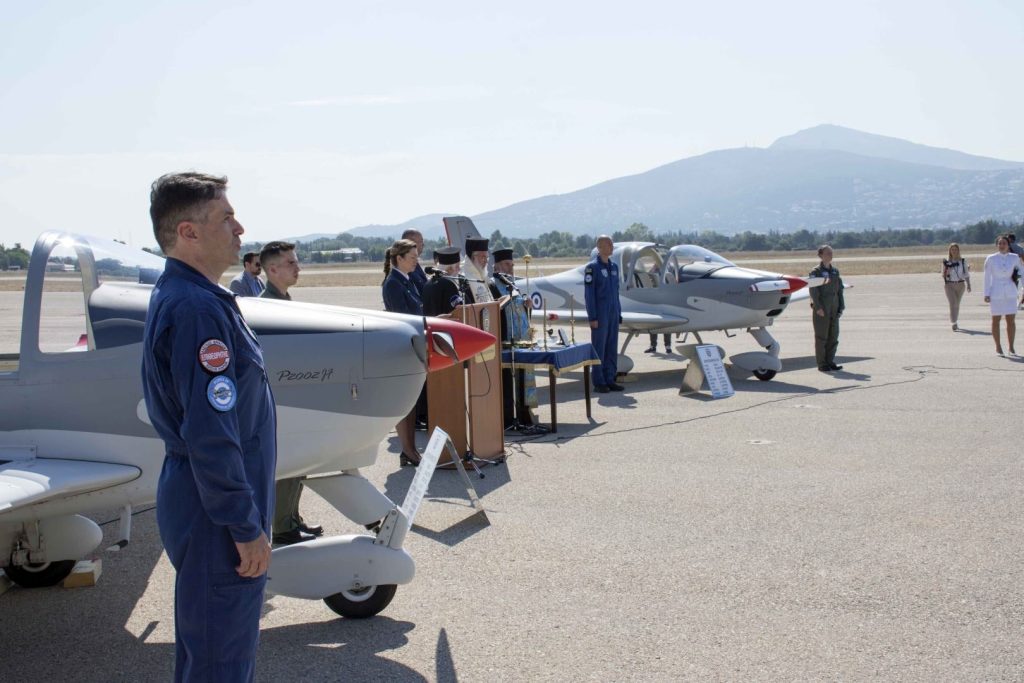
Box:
[382,239,423,465]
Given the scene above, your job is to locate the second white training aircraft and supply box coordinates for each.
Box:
[444,216,820,381]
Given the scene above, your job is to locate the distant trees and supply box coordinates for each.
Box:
[0,243,30,270]
[231,218,1022,263]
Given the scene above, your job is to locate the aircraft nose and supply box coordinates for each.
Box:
[424,317,495,371]
[782,276,808,293]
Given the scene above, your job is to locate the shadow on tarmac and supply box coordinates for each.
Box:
[0,506,452,682]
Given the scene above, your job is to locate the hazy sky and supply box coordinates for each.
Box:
[2,0,1022,249]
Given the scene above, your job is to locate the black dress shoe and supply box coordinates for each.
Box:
[298,522,323,536]
[818,366,832,372]
[643,346,656,353]
[272,529,316,545]
[608,383,625,391]
[595,385,611,393]
[829,363,843,371]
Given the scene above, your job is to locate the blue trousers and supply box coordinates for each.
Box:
[158,458,266,683]
[590,317,620,386]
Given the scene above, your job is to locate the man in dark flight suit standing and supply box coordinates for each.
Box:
[808,244,846,372]
[584,235,624,393]
[142,172,275,682]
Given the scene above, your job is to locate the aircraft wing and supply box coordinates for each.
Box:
[543,309,687,330]
[0,457,141,513]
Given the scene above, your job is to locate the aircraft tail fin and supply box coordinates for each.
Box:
[442,216,483,250]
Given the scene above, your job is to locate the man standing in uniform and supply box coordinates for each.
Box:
[229,252,264,297]
[258,241,321,545]
[808,244,845,372]
[402,229,428,295]
[142,172,274,681]
[584,235,624,393]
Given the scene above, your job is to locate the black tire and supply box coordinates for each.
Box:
[4,560,76,588]
[323,584,397,619]
[753,369,777,381]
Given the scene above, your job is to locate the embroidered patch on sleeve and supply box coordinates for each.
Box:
[207,376,237,412]
[198,339,231,373]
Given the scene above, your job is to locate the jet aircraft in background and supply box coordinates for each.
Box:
[0,232,493,618]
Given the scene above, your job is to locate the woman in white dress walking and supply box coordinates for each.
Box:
[983,234,1022,355]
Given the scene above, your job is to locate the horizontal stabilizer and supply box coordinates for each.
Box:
[0,457,141,513]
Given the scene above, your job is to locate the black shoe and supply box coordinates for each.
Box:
[400,452,421,467]
[818,366,832,372]
[643,346,656,353]
[828,363,843,371]
[272,529,316,545]
[608,382,625,391]
[298,522,323,536]
[595,385,610,393]
[665,347,672,354]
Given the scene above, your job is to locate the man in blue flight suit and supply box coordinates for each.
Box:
[584,235,624,393]
[142,172,275,682]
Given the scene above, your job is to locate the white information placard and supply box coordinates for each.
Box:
[696,344,734,399]
[400,427,447,522]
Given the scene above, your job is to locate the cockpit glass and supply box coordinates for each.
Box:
[670,245,734,267]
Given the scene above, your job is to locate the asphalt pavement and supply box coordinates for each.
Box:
[1,273,1021,682]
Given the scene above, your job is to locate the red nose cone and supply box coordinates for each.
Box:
[783,276,808,294]
[424,316,496,371]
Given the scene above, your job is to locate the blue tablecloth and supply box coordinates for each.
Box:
[501,343,600,376]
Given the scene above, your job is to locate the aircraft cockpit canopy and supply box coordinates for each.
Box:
[619,243,664,290]
[32,233,167,354]
[663,245,735,284]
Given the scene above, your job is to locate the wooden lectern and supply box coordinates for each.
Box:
[427,301,505,464]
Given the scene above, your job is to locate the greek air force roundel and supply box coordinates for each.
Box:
[530,291,543,310]
[207,376,237,412]
[199,338,231,373]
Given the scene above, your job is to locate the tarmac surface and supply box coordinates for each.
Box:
[1,273,1022,681]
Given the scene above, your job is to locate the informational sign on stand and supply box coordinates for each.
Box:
[695,344,734,399]
[400,427,487,523]
[400,428,446,521]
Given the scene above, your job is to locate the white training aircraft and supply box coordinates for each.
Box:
[444,216,820,381]
[0,232,493,618]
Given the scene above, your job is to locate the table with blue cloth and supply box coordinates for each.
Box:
[500,342,600,432]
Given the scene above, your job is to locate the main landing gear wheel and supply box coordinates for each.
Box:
[753,369,777,381]
[3,559,76,588]
[324,584,397,618]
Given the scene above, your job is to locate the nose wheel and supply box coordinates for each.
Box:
[3,559,76,588]
[752,368,777,381]
[324,583,398,618]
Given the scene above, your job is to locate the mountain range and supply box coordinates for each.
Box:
[340,125,1024,240]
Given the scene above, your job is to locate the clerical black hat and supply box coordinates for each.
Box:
[492,248,514,263]
[465,237,489,255]
[434,246,461,265]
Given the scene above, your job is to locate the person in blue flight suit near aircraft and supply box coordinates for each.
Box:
[585,235,625,393]
[142,172,275,682]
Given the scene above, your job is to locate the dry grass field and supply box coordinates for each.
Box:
[0,243,994,292]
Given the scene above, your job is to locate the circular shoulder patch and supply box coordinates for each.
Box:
[584,273,593,284]
[199,339,231,373]
[207,376,237,412]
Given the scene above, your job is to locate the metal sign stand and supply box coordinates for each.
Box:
[400,428,488,527]
[679,344,735,398]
